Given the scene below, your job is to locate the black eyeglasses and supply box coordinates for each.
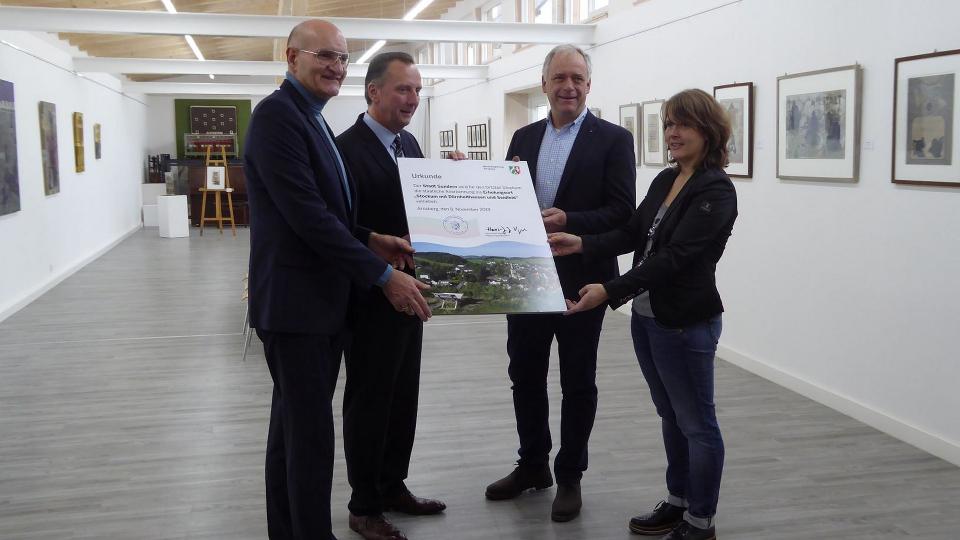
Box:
[299,49,350,66]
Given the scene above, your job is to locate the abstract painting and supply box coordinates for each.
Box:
[38,101,60,196]
[893,48,960,186]
[0,79,20,216]
[777,65,861,182]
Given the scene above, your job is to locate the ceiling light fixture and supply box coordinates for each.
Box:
[356,0,435,66]
[159,0,215,79]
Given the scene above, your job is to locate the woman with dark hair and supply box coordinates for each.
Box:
[548,88,737,540]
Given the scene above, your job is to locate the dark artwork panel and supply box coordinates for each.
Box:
[38,101,60,196]
[785,89,846,159]
[906,73,954,165]
[0,79,21,216]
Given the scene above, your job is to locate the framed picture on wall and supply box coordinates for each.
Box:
[94,123,102,160]
[641,99,666,166]
[618,104,640,165]
[73,112,84,173]
[713,82,754,178]
[892,48,960,187]
[464,118,490,160]
[38,101,60,196]
[777,64,862,182]
[438,123,457,159]
[0,79,21,216]
[589,107,601,119]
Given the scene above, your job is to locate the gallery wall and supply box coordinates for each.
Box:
[0,31,147,323]
[427,0,960,464]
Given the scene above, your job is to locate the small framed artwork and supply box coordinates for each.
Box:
[438,123,457,157]
[713,82,754,178]
[464,118,489,160]
[38,101,59,196]
[206,166,226,190]
[72,112,84,173]
[589,107,601,119]
[93,123,102,159]
[641,99,666,167]
[618,104,640,165]
[777,64,862,182]
[892,48,960,187]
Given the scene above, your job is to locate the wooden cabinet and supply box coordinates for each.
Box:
[187,164,249,226]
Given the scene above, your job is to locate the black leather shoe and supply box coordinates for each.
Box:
[628,500,685,535]
[348,513,407,540]
[484,463,553,500]
[550,482,582,522]
[383,486,446,515]
[662,521,716,540]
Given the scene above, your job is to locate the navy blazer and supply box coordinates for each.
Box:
[245,81,386,335]
[506,111,636,298]
[584,166,738,327]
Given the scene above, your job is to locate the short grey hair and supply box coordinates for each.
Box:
[541,44,592,79]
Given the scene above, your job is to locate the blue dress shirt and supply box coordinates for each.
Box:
[362,113,403,163]
[535,107,589,210]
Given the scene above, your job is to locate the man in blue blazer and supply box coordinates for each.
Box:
[335,52,449,540]
[245,20,432,540]
[484,44,636,523]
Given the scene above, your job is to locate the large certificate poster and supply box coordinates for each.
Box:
[398,158,566,314]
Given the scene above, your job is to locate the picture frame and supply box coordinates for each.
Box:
[618,103,640,165]
[93,123,102,160]
[205,166,226,190]
[438,122,457,159]
[38,101,59,196]
[713,82,754,178]
[73,111,84,173]
[641,99,666,167]
[0,79,21,216]
[464,118,490,160]
[892,48,960,187]
[777,64,862,182]
[589,107,601,119]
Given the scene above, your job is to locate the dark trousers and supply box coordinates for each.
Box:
[258,329,342,540]
[630,313,725,519]
[506,306,606,483]
[343,294,423,516]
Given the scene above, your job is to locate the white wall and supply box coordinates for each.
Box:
[0,31,147,322]
[427,0,960,464]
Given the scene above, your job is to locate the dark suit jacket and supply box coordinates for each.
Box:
[584,166,738,327]
[244,81,386,335]
[506,111,636,298]
[336,114,423,242]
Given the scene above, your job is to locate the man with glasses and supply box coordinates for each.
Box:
[245,20,432,539]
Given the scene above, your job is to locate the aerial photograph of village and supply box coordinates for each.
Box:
[412,241,567,314]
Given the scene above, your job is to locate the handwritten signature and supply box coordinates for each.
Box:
[485,225,528,236]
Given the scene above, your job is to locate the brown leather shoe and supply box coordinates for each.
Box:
[383,486,446,515]
[348,513,407,540]
[551,482,582,522]
[484,463,553,500]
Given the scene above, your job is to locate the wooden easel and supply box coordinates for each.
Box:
[198,144,236,236]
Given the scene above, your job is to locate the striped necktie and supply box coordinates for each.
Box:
[391,135,404,159]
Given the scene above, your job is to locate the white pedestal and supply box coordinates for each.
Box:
[142,183,167,227]
[158,195,189,238]
[142,205,159,227]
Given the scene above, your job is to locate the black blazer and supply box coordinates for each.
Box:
[583,166,738,327]
[244,81,386,335]
[506,111,636,298]
[336,113,423,242]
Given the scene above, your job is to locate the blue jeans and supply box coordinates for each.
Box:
[631,313,724,520]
